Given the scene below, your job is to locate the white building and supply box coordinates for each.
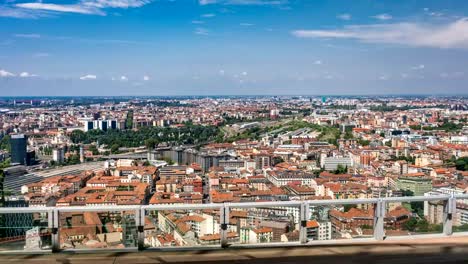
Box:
[52,148,64,163]
[322,157,353,171]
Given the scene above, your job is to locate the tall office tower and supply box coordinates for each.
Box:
[52,148,65,163]
[109,120,117,130]
[98,120,108,131]
[10,134,27,165]
[84,121,94,132]
[79,145,85,163]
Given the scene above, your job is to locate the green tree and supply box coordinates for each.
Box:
[0,135,10,152]
[416,219,429,232]
[404,217,418,231]
[334,164,348,174]
[88,145,99,155]
[110,144,120,154]
[344,204,357,212]
[70,130,87,144]
[455,157,468,171]
[145,139,159,150]
[272,156,284,166]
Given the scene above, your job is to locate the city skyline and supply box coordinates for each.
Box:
[2,0,468,95]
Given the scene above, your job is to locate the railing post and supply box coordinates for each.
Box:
[51,208,60,252]
[443,195,456,236]
[137,207,145,250]
[220,204,229,248]
[300,202,310,244]
[373,199,385,241]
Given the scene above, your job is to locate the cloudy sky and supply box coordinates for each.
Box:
[1,0,468,96]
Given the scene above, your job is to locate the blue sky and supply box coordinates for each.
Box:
[1,0,468,96]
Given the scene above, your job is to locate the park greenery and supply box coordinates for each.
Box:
[223,120,341,145]
[409,122,464,132]
[125,110,134,129]
[70,124,223,150]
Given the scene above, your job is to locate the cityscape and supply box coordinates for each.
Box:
[1,0,468,263]
[0,95,466,251]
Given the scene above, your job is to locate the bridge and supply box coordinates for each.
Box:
[0,194,467,263]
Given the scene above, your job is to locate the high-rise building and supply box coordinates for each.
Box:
[79,145,85,163]
[10,134,27,165]
[98,120,108,131]
[52,148,64,163]
[84,119,118,132]
[84,121,94,132]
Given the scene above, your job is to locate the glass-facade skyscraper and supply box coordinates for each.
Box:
[10,134,27,165]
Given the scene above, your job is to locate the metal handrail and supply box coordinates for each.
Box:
[0,194,466,253]
[143,203,224,211]
[0,195,461,214]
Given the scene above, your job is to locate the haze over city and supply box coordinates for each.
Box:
[1,0,468,95]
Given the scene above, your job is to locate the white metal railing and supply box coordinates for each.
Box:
[0,194,467,253]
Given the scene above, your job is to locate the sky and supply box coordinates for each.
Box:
[1,0,468,96]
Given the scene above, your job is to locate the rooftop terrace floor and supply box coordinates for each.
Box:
[1,235,467,264]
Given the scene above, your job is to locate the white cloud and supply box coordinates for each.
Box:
[194,27,210,35]
[314,60,322,65]
[199,0,218,5]
[143,75,150,81]
[429,12,444,17]
[0,69,15,77]
[241,71,247,76]
[14,33,41,38]
[13,0,152,17]
[199,0,287,6]
[201,13,215,18]
[292,18,468,49]
[82,0,152,9]
[379,75,389,81]
[120,75,128,81]
[337,13,351,21]
[191,20,204,24]
[440,71,464,79]
[411,64,425,70]
[19,72,38,77]
[240,23,254,26]
[0,6,47,18]
[372,13,392,20]
[16,3,104,15]
[219,69,225,75]
[80,74,97,80]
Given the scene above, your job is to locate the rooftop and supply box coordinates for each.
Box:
[1,236,467,264]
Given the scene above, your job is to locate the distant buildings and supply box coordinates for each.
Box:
[396,175,433,196]
[10,134,34,166]
[83,119,121,132]
[321,156,353,171]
